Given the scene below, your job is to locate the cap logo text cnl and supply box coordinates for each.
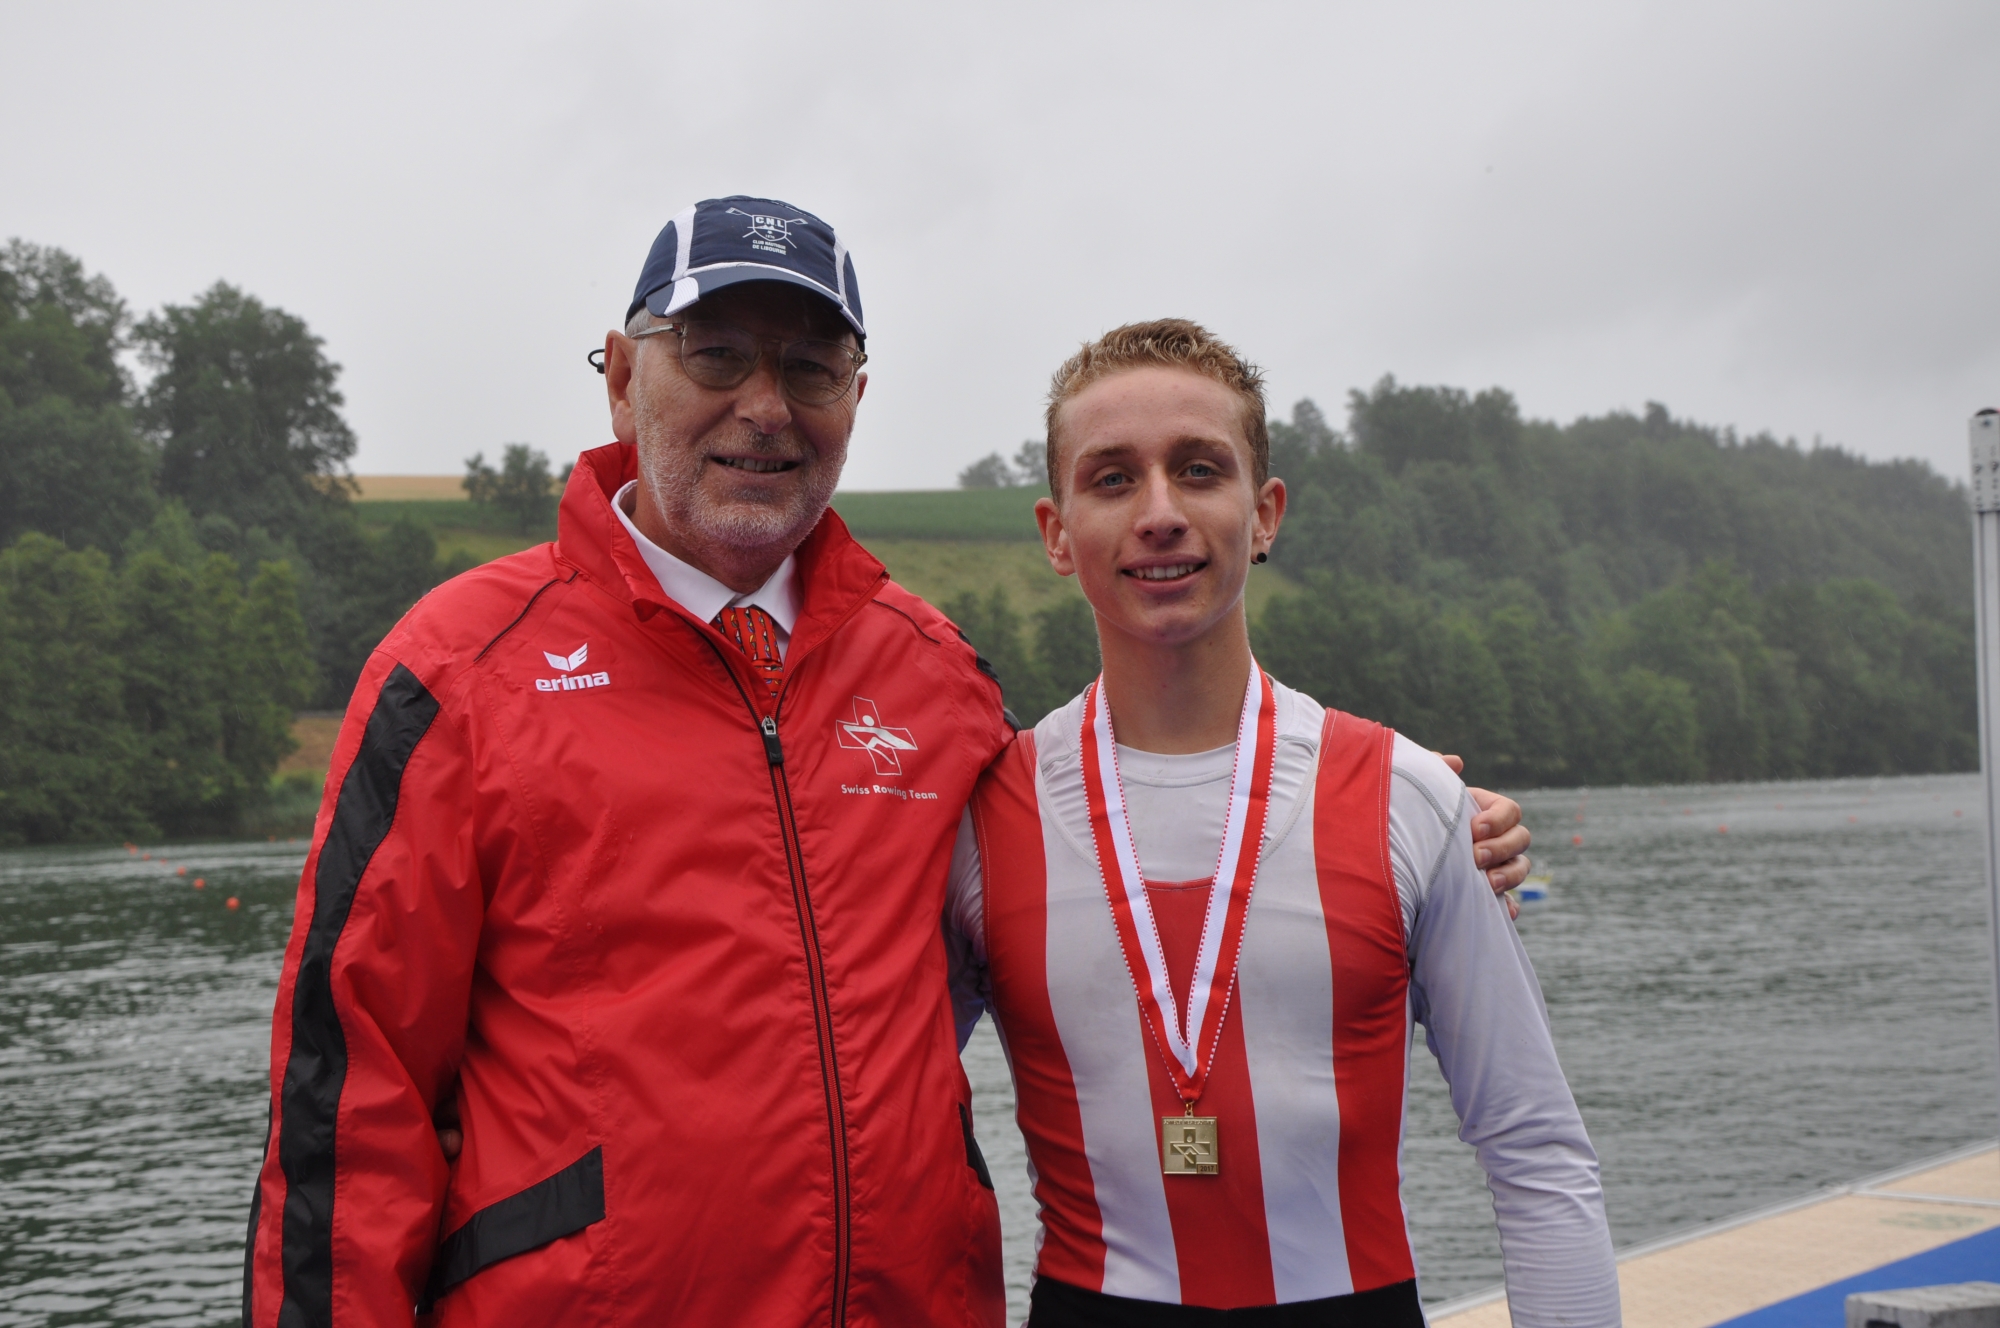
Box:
[727,208,807,255]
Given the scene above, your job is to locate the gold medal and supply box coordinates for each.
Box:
[1163,1107,1218,1175]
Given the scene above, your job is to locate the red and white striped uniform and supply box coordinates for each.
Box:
[946,679,1619,1324]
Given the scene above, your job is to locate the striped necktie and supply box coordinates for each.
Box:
[714,604,784,699]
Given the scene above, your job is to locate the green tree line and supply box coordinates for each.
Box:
[0,240,474,843]
[954,383,1974,785]
[0,523,312,842]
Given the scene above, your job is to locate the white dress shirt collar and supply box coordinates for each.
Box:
[611,480,801,654]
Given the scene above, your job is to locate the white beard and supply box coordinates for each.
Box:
[638,429,844,568]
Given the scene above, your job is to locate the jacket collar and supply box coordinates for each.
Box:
[556,442,888,669]
[608,479,802,640]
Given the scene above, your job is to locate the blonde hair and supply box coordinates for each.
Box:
[1043,319,1269,495]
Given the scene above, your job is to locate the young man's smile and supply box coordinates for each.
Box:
[1123,558,1209,584]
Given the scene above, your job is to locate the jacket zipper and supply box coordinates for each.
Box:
[706,652,849,1328]
[759,715,852,1328]
[686,583,882,1328]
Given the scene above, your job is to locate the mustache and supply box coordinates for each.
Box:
[707,428,815,463]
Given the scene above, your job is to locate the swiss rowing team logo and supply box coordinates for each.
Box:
[838,696,917,775]
[536,642,610,693]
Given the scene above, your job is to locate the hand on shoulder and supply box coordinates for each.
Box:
[1433,751,1532,917]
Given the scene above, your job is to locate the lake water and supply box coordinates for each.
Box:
[3,774,1995,1326]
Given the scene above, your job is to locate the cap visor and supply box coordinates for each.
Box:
[647,264,864,339]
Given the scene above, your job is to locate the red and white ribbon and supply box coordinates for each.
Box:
[1080,664,1276,1105]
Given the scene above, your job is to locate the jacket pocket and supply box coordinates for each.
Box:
[957,1103,994,1191]
[420,1145,605,1311]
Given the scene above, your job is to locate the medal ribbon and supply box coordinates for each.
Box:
[1080,664,1276,1107]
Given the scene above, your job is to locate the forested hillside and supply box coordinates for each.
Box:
[1272,385,1967,617]
[1261,385,1972,784]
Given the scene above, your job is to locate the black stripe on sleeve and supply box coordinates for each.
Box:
[954,629,1020,732]
[275,663,441,1326]
[418,1146,606,1312]
[242,1104,269,1326]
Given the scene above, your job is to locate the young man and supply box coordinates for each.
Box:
[947,322,1619,1326]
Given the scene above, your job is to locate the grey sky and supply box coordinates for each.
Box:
[5,1,1995,488]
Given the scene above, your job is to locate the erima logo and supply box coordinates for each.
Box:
[536,642,609,693]
[728,207,806,255]
[837,696,917,775]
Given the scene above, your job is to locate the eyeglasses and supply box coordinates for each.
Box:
[628,318,867,406]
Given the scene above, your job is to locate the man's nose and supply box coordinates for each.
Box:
[1132,472,1188,540]
[735,357,794,436]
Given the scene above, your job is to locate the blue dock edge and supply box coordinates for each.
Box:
[1712,1225,2000,1328]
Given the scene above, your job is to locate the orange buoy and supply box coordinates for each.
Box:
[1956,809,1965,817]
[1681,808,1692,816]
[125,843,136,854]
[226,897,240,910]
[193,878,205,889]
[1847,815,1858,823]
[1718,825,1728,834]
[141,852,150,860]
[175,866,186,876]
[1571,834,1583,846]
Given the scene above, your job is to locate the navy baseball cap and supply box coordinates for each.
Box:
[629,196,864,339]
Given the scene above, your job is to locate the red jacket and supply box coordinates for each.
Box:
[245,443,1012,1327]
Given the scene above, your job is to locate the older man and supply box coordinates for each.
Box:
[243,197,1531,1327]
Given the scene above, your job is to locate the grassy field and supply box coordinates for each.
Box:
[354,498,552,566]
[829,487,1044,541]
[278,716,344,773]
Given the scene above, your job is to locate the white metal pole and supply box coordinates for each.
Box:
[1972,408,2000,1125]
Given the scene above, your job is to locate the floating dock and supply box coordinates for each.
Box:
[1431,1142,2000,1328]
